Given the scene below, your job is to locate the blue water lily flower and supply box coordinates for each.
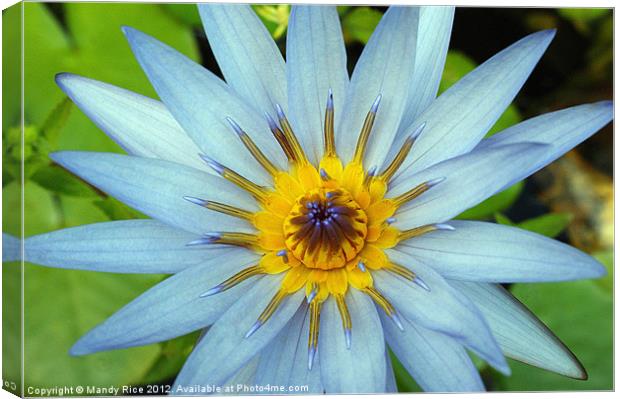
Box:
[22,4,612,393]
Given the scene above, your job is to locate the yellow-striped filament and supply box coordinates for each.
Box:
[188,90,449,369]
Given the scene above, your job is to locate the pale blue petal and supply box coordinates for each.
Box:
[397,6,454,132]
[55,73,207,172]
[198,4,286,115]
[286,5,348,164]
[70,250,260,355]
[480,101,613,184]
[395,29,555,178]
[384,349,398,393]
[373,261,509,374]
[2,233,20,262]
[123,27,286,186]
[336,7,419,169]
[391,143,550,230]
[319,289,386,393]
[24,219,229,274]
[50,151,257,236]
[382,313,484,392]
[254,304,323,393]
[224,356,261,390]
[172,276,303,389]
[451,281,586,379]
[398,220,605,282]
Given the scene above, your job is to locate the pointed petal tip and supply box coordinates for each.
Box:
[68,340,92,357]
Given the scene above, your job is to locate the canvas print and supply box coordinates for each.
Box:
[1,1,613,396]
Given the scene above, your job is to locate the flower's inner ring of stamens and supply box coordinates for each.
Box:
[283,188,368,270]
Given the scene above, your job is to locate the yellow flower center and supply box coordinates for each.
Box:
[191,93,445,367]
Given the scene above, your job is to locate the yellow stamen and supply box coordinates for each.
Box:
[205,200,254,221]
[398,224,441,242]
[212,232,259,248]
[364,286,396,316]
[236,129,279,176]
[392,178,443,207]
[335,293,352,348]
[353,95,381,164]
[380,136,415,183]
[308,300,322,369]
[200,265,264,297]
[276,105,309,165]
[324,90,336,157]
[385,262,416,281]
[257,289,288,325]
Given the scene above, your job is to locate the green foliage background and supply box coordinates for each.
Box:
[2,3,613,394]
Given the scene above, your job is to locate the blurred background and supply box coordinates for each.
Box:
[2,3,613,394]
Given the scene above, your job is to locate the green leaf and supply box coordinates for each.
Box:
[142,332,200,383]
[253,5,290,40]
[24,264,164,388]
[30,166,98,198]
[93,197,145,221]
[342,7,382,44]
[389,348,422,392]
[162,4,202,27]
[592,250,612,294]
[40,97,73,147]
[497,281,612,390]
[517,213,573,238]
[558,8,608,34]
[2,3,22,130]
[23,2,200,155]
[456,181,524,220]
[494,213,514,226]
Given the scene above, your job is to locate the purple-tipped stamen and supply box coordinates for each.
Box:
[199,285,224,298]
[225,116,244,137]
[308,346,316,370]
[320,168,330,181]
[371,94,382,114]
[391,312,405,331]
[413,276,430,291]
[326,88,334,110]
[357,261,367,272]
[386,217,396,225]
[199,154,225,175]
[275,103,287,120]
[276,249,289,264]
[434,223,455,231]
[307,287,318,304]
[265,112,279,130]
[426,176,446,188]
[344,328,352,349]
[245,321,262,338]
[183,196,207,207]
[409,122,427,141]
